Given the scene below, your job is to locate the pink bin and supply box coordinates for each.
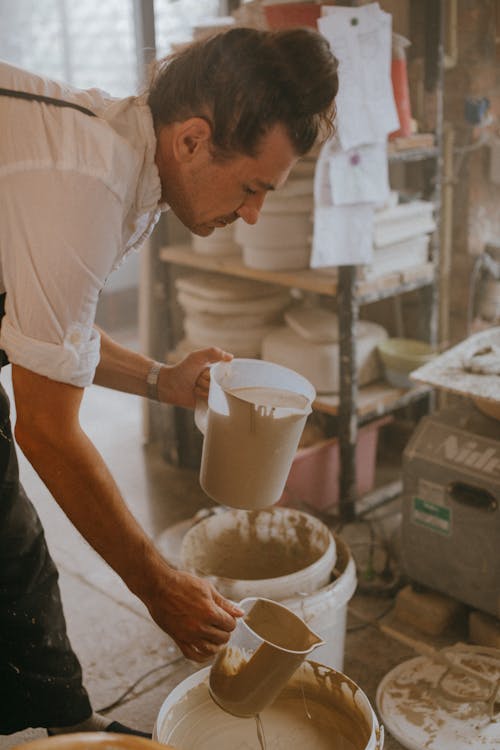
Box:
[279,417,391,512]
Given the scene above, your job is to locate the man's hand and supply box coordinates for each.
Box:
[146,567,243,662]
[158,347,233,409]
[94,329,232,408]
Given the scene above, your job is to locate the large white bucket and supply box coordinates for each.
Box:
[154,660,383,749]
[180,508,337,602]
[180,509,356,671]
[283,534,357,671]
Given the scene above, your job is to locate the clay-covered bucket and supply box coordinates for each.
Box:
[180,507,336,601]
[154,661,384,749]
[13,733,174,750]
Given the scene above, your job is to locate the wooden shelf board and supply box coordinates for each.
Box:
[357,263,435,302]
[159,245,339,294]
[314,382,431,418]
[159,245,435,301]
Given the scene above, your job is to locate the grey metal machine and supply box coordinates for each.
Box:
[401,403,500,617]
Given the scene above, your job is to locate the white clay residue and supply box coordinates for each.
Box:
[209,601,323,718]
[159,662,373,750]
[228,385,310,411]
[181,508,332,581]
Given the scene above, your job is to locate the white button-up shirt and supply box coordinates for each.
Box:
[0,61,167,386]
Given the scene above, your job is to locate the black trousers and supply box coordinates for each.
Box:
[0,380,92,733]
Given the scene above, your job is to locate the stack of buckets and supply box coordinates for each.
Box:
[154,507,384,749]
[154,356,382,748]
[173,273,291,358]
[178,506,356,673]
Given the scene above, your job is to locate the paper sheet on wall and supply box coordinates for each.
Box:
[329,142,389,205]
[311,204,374,267]
[311,141,374,268]
[318,3,399,149]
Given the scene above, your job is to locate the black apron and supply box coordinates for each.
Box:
[0,89,94,732]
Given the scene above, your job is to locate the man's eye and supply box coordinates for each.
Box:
[244,186,257,196]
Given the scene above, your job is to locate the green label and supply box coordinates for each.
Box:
[412,497,451,536]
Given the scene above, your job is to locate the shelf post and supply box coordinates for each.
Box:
[338,264,359,522]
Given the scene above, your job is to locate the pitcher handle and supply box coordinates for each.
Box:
[194,397,208,435]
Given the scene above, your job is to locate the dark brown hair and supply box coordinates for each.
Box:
[147,26,338,159]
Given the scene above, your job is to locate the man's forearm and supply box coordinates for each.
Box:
[93,326,158,398]
[17,414,169,605]
[12,362,240,659]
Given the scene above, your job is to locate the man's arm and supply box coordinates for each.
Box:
[93,326,230,407]
[12,363,241,661]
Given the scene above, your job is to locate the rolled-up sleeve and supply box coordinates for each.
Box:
[0,169,124,387]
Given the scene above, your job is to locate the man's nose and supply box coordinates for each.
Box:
[236,193,266,225]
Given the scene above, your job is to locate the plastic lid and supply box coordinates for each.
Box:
[285,307,387,345]
[376,646,500,750]
[175,272,282,301]
[285,307,339,343]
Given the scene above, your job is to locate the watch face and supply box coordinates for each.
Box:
[147,362,163,399]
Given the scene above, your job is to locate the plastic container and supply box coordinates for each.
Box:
[154,659,383,749]
[182,513,356,672]
[184,316,274,357]
[263,2,323,30]
[377,338,436,388]
[177,288,291,316]
[14,736,172,750]
[196,359,315,510]
[235,212,312,249]
[209,597,323,717]
[181,508,336,601]
[242,243,311,271]
[191,223,241,257]
[389,34,412,139]
[280,417,391,512]
[283,535,357,670]
[261,320,387,394]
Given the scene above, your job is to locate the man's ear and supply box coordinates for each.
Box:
[172,117,212,162]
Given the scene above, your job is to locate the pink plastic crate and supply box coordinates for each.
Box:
[279,417,391,512]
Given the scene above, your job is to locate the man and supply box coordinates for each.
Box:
[0,26,338,736]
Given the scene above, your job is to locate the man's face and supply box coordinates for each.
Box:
[157,121,298,236]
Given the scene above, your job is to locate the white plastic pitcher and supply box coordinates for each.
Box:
[209,597,324,717]
[195,359,315,510]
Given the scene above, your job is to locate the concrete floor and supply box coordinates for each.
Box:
[1,337,449,750]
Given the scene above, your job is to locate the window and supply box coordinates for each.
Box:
[0,0,223,96]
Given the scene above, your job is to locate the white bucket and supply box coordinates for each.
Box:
[181,508,356,671]
[154,660,383,749]
[283,534,357,671]
[180,508,337,602]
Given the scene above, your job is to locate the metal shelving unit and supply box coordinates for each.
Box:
[156,0,445,522]
[336,0,445,521]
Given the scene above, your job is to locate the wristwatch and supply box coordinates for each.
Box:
[146,361,163,401]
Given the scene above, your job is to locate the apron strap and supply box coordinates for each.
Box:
[0,87,96,117]
[0,294,7,368]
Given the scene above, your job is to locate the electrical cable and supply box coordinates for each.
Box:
[347,600,395,633]
[97,654,185,713]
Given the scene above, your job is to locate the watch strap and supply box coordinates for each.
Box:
[146,361,163,401]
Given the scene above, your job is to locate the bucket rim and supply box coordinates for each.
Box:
[154,659,382,749]
[211,357,317,405]
[180,507,337,595]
